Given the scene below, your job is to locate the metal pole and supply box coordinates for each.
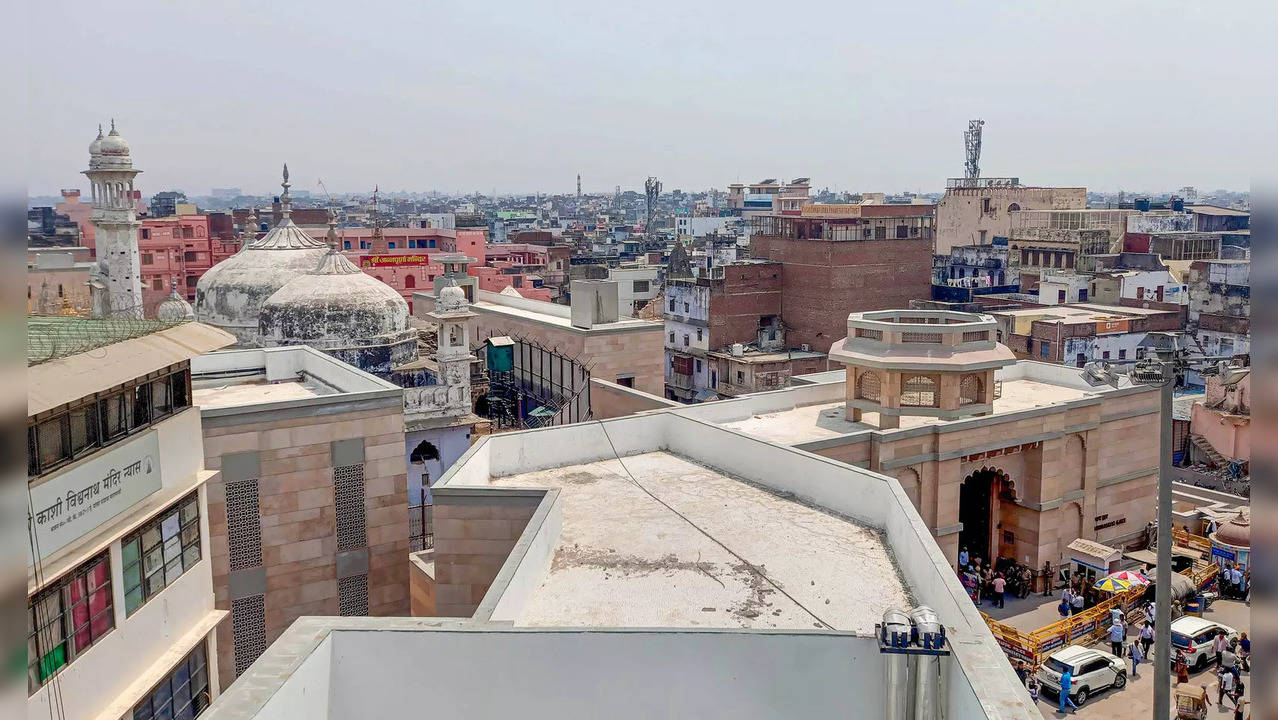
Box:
[1152,361,1173,720]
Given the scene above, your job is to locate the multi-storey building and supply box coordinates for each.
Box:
[190,344,411,692]
[1185,259,1249,386]
[664,260,825,402]
[138,213,242,314]
[987,303,1182,367]
[935,178,1087,254]
[414,280,665,395]
[747,212,934,350]
[27,318,235,720]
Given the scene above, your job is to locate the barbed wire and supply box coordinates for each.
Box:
[27,304,190,366]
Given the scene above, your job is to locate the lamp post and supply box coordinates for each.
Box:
[1131,359,1175,720]
[1084,342,1246,720]
[1080,356,1172,720]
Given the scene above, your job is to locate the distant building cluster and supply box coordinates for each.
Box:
[26,122,1249,720]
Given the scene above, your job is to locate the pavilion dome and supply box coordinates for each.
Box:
[1213,511,1250,548]
[155,280,195,321]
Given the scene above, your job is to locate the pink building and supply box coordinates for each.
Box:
[1190,371,1250,464]
[138,214,240,313]
[56,187,146,257]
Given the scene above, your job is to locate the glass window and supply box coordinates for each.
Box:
[132,382,152,429]
[36,417,68,470]
[27,553,114,694]
[152,378,173,419]
[122,493,202,615]
[100,392,129,441]
[69,404,99,456]
[132,643,209,720]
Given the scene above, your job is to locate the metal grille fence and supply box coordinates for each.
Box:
[408,503,434,552]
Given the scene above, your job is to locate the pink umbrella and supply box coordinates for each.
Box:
[1107,570,1151,586]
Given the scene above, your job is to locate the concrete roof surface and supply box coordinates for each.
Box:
[481,451,910,634]
[192,378,331,409]
[719,379,1091,445]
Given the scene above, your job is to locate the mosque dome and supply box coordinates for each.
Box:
[259,248,410,350]
[194,166,329,346]
[259,210,411,355]
[155,278,195,321]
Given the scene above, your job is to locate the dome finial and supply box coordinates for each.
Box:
[109,118,117,134]
[170,275,180,297]
[279,163,292,220]
[97,123,103,139]
[326,207,340,251]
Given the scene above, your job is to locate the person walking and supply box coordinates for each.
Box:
[1109,619,1125,657]
[958,546,969,569]
[1238,632,1250,671]
[1027,674,1040,703]
[1230,564,1244,598]
[1217,668,1235,709]
[1061,587,1074,616]
[1222,644,1240,682]
[1140,620,1154,656]
[1213,632,1228,669]
[992,573,1006,609]
[1129,640,1143,679]
[1175,650,1189,684]
[1058,668,1079,714]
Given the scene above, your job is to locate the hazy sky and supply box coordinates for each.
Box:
[27,1,1270,197]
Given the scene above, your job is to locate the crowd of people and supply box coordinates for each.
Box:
[956,546,1013,608]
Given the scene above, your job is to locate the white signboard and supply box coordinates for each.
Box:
[28,431,163,565]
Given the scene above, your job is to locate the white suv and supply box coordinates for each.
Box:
[1036,645,1127,706]
[1171,617,1239,671]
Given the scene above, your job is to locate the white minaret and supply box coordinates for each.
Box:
[84,120,143,316]
[425,284,476,417]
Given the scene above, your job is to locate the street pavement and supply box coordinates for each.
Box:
[972,590,1250,719]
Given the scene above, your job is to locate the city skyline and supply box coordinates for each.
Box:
[28,1,1265,197]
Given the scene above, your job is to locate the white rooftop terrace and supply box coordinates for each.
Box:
[190,345,402,417]
[203,412,1038,720]
[477,451,908,632]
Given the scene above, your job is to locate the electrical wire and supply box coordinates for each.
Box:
[592,419,837,631]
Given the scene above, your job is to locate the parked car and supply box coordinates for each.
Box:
[1036,645,1127,706]
[1170,617,1239,671]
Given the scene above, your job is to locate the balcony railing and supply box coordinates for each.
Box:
[666,372,693,390]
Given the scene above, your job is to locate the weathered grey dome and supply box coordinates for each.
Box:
[194,218,329,346]
[259,249,411,350]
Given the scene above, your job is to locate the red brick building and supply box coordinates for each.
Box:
[747,211,935,350]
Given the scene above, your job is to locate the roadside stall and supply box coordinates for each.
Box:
[1065,538,1122,591]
